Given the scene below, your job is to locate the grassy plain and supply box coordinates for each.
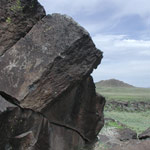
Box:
[105,110,150,134]
[96,86,150,102]
[96,83,150,133]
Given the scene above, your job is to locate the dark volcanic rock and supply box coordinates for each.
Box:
[0,108,84,150]
[0,14,102,103]
[0,13,104,141]
[0,91,19,113]
[108,140,150,150]
[0,95,16,113]
[43,76,105,140]
[139,128,150,140]
[118,128,137,141]
[0,0,105,148]
[0,0,45,56]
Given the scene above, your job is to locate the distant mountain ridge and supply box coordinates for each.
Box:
[96,79,135,88]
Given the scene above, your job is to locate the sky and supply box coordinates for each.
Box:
[38,0,150,87]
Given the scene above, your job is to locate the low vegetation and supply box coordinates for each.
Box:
[105,120,124,129]
[96,79,150,134]
[6,17,11,24]
[96,87,150,102]
[105,111,150,134]
[10,0,23,12]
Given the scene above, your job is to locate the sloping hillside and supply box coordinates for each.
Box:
[96,79,150,102]
[96,79,134,88]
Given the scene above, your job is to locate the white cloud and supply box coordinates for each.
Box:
[116,0,150,16]
[117,39,150,47]
[92,59,150,87]
[38,0,101,15]
[92,34,150,53]
[39,0,150,16]
[92,34,150,87]
[39,0,150,38]
[139,50,150,56]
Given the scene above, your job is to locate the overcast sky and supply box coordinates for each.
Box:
[39,0,150,87]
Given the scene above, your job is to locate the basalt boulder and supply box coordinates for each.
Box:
[0,13,105,142]
[139,128,150,140]
[0,0,45,56]
[0,107,85,150]
[0,92,18,113]
[0,2,105,149]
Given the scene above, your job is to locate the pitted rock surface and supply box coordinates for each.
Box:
[0,0,45,56]
[0,2,105,149]
[0,108,84,150]
[0,14,104,140]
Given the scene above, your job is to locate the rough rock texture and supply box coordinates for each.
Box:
[0,108,84,150]
[43,76,105,140]
[108,140,150,150]
[0,0,45,56]
[0,14,102,104]
[90,118,150,150]
[0,1,105,149]
[0,14,105,141]
[118,128,137,141]
[0,95,17,113]
[139,128,150,140]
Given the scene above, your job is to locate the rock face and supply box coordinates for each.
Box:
[0,0,45,56]
[0,108,84,150]
[0,95,17,113]
[139,128,150,140]
[0,14,105,140]
[0,14,102,104]
[0,1,105,149]
[118,128,137,141]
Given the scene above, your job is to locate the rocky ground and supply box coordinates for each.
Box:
[87,100,150,150]
[85,118,150,150]
[105,100,150,112]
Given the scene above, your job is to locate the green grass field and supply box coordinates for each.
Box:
[96,84,150,133]
[96,87,150,102]
[105,110,150,134]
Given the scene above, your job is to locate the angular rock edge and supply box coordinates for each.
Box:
[0,0,46,56]
[0,1,105,149]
